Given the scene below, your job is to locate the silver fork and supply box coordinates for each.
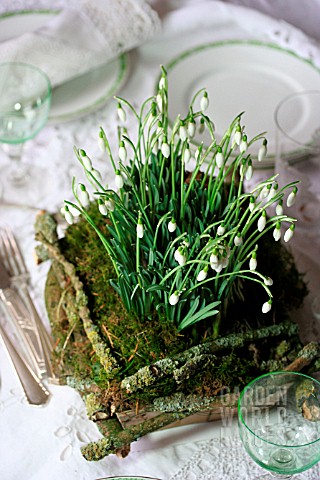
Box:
[0,227,55,380]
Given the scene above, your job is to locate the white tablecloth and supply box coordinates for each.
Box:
[1,1,320,479]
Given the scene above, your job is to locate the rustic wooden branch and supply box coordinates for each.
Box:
[122,322,299,393]
[285,342,320,372]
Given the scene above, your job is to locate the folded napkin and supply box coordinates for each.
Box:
[0,0,161,87]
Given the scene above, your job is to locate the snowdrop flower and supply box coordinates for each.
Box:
[80,149,93,171]
[115,170,124,188]
[234,125,242,146]
[273,222,281,242]
[258,139,267,162]
[117,102,126,122]
[179,122,188,141]
[68,204,81,217]
[119,141,127,162]
[183,144,191,164]
[287,187,297,207]
[169,291,180,306]
[79,184,90,207]
[188,119,196,138]
[198,118,205,134]
[210,249,219,265]
[158,75,166,90]
[200,91,209,112]
[260,185,269,200]
[98,199,108,216]
[240,134,248,153]
[161,139,170,158]
[220,256,229,269]
[217,224,225,236]
[197,266,209,282]
[216,147,224,168]
[262,300,272,313]
[264,276,273,286]
[174,247,186,265]
[268,182,278,201]
[105,198,115,212]
[246,160,253,181]
[156,92,164,112]
[98,131,105,152]
[276,201,283,216]
[249,252,257,271]
[136,217,144,239]
[234,233,243,246]
[168,218,177,233]
[91,168,102,182]
[195,145,201,162]
[249,196,256,212]
[62,206,74,225]
[284,224,295,243]
[258,211,267,232]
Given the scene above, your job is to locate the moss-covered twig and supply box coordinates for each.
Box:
[285,342,320,372]
[122,322,299,393]
[35,221,118,377]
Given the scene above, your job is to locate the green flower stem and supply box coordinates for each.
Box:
[98,128,117,173]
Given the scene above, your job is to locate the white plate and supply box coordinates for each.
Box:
[0,10,130,124]
[166,40,320,168]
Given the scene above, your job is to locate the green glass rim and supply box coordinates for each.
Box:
[238,370,320,448]
[0,60,52,100]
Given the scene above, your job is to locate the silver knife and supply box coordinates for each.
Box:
[0,323,50,405]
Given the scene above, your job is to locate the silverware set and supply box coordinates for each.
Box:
[0,227,53,405]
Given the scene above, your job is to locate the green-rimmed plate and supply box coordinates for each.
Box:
[0,10,131,124]
[165,40,320,169]
[96,477,160,480]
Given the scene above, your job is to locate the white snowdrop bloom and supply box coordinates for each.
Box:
[212,262,223,273]
[105,198,115,212]
[179,123,188,141]
[284,225,295,243]
[80,150,93,171]
[79,184,90,207]
[258,212,267,232]
[183,145,191,164]
[92,168,102,182]
[273,223,281,242]
[117,103,126,122]
[115,171,124,189]
[249,197,256,212]
[264,277,273,286]
[287,188,297,207]
[234,234,243,246]
[68,205,81,217]
[216,147,224,168]
[200,92,209,111]
[268,183,278,201]
[161,141,170,158]
[234,126,242,146]
[210,251,219,265]
[168,219,177,232]
[246,161,253,181]
[177,253,187,266]
[98,201,108,216]
[220,256,229,269]
[119,142,127,162]
[156,93,164,112]
[217,224,225,236]
[174,248,181,262]
[260,185,269,200]
[198,118,205,134]
[158,76,166,90]
[197,267,208,282]
[276,202,283,216]
[169,291,180,306]
[137,221,144,239]
[249,254,257,271]
[188,120,196,138]
[98,134,105,152]
[63,206,74,225]
[262,300,272,314]
[240,135,248,153]
[258,140,267,162]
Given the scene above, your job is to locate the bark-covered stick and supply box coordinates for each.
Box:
[122,322,299,393]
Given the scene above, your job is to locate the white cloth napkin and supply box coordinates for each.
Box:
[0,0,161,87]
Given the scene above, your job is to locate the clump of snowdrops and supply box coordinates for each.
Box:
[62,66,298,337]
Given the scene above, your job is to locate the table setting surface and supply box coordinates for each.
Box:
[0,1,320,479]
